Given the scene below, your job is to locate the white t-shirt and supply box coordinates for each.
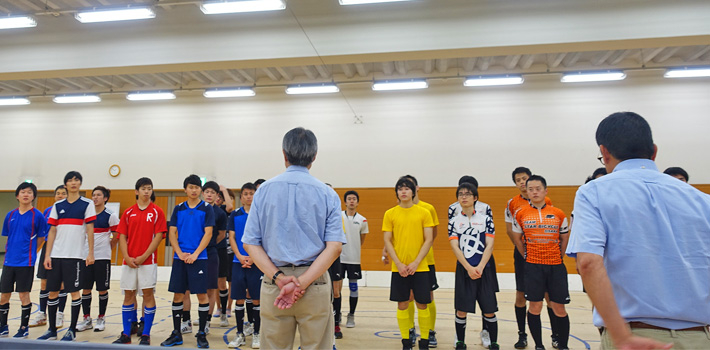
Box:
[340,211,369,264]
[48,197,97,259]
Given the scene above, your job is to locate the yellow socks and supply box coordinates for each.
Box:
[397,308,411,339]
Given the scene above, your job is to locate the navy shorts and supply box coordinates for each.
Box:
[524,262,570,304]
[168,259,208,294]
[206,248,219,290]
[328,257,343,282]
[80,259,111,291]
[1,266,34,293]
[454,262,498,314]
[390,272,431,304]
[47,258,83,293]
[340,263,362,280]
[217,247,230,278]
[231,262,263,300]
[514,250,526,292]
[428,264,439,291]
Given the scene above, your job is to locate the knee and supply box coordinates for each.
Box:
[348,281,358,298]
[455,310,467,318]
[528,302,543,314]
[551,303,567,317]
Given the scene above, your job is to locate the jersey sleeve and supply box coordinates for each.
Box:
[485,214,495,237]
[422,209,435,228]
[216,210,227,232]
[227,212,235,232]
[512,210,523,234]
[447,203,456,221]
[48,204,59,226]
[1,213,9,237]
[566,185,605,258]
[169,205,179,227]
[360,217,369,234]
[84,201,97,223]
[323,191,347,243]
[117,209,130,236]
[155,207,168,236]
[382,209,393,232]
[428,206,439,226]
[109,212,120,231]
[36,211,48,238]
[242,195,262,246]
[559,214,569,234]
[204,204,215,228]
[447,216,458,240]
[504,199,513,223]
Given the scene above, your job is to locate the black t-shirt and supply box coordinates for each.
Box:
[208,204,228,249]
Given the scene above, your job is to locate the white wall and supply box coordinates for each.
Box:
[1,70,709,190]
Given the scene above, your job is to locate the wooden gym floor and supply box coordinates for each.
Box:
[1,282,601,349]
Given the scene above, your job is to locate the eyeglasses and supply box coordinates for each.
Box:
[597,151,605,165]
[457,192,474,198]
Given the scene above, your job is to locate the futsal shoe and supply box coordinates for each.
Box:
[196,331,209,348]
[402,338,413,350]
[480,329,491,348]
[428,330,437,348]
[454,341,467,350]
[94,316,106,332]
[60,328,76,341]
[180,320,192,334]
[76,315,93,331]
[139,335,151,345]
[160,330,183,347]
[228,332,245,348]
[514,332,528,349]
[29,312,46,327]
[251,333,260,349]
[0,325,9,337]
[113,333,132,344]
[334,325,343,339]
[13,326,29,338]
[37,329,57,340]
[346,313,355,328]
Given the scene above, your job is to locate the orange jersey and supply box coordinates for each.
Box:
[505,194,552,224]
[512,203,569,265]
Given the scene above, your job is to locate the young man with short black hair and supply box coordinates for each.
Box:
[339,190,368,329]
[663,166,689,182]
[1,182,48,339]
[227,182,262,349]
[449,183,499,350]
[39,171,96,342]
[512,175,570,350]
[161,174,214,348]
[30,185,67,329]
[113,177,166,346]
[383,178,434,350]
[76,186,119,332]
[202,181,228,333]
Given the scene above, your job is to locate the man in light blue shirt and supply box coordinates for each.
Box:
[567,112,710,350]
[243,127,346,350]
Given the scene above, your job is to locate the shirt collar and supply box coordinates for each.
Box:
[286,165,310,173]
[613,159,658,173]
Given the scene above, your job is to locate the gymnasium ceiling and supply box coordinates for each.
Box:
[0,0,709,96]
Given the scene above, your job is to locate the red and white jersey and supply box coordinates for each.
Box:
[48,197,96,259]
[85,208,120,260]
[116,202,167,265]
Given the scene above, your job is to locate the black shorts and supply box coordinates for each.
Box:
[226,252,234,281]
[217,248,230,279]
[169,259,208,294]
[329,257,343,282]
[36,245,47,279]
[514,249,525,292]
[454,263,498,314]
[390,272,431,304]
[207,248,219,290]
[47,258,84,293]
[1,266,34,293]
[428,264,439,291]
[231,262,263,300]
[524,262,570,304]
[80,259,111,291]
[340,263,362,280]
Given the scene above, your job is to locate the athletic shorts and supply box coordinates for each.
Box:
[454,263,498,314]
[36,245,47,279]
[121,264,158,291]
[206,248,219,290]
[428,264,439,291]
[0,266,34,293]
[231,262,264,300]
[514,249,526,292]
[524,262,570,304]
[47,258,84,293]
[340,263,362,280]
[226,252,234,281]
[168,259,208,294]
[390,272,431,304]
[217,247,230,278]
[328,257,343,282]
[80,259,111,291]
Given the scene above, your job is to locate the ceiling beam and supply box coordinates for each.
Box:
[18,0,43,11]
[477,57,491,71]
[341,64,355,78]
[261,67,281,81]
[436,58,448,73]
[382,61,394,75]
[275,67,293,81]
[562,52,581,67]
[519,55,535,69]
[640,47,665,64]
[114,75,141,88]
[463,58,477,72]
[187,71,209,84]
[200,71,222,84]
[354,63,368,77]
[548,53,566,68]
[53,78,82,90]
[237,69,255,83]
[592,51,615,66]
[423,60,433,74]
[504,55,522,69]
[301,66,318,79]
[608,50,630,65]
[315,65,330,79]
[394,61,407,75]
[224,70,244,83]
[652,47,681,63]
[151,73,175,86]
[0,82,26,92]
[130,74,154,87]
[685,46,710,61]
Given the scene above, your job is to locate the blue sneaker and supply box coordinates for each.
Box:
[160,330,183,347]
[37,329,58,340]
[0,324,9,337]
[13,326,29,338]
[60,328,75,341]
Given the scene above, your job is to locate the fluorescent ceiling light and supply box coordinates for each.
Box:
[561,71,626,83]
[339,0,411,5]
[126,91,176,101]
[285,83,339,95]
[372,79,428,91]
[0,16,37,30]
[75,7,156,23]
[664,67,710,78]
[53,94,101,104]
[464,75,524,87]
[200,0,286,14]
[0,97,30,106]
[204,87,255,98]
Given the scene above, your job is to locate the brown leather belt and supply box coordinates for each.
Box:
[629,321,709,332]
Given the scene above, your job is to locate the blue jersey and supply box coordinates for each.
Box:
[215,205,229,249]
[228,207,249,260]
[169,200,215,260]
[208,204,227,249]
[2,208,47,267]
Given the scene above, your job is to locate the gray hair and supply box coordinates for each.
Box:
[282,127,318,166]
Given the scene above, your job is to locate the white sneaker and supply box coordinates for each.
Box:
[180,320,192,334]
[244,322,254,336]
[29,312,47,327]
[480,329,491,348]
[76,316,93,332]
[213,309,221,318]
[94,316,105,332]
[251,333,260,349]
[220,314,229,327]
[192,319,200,326]
[56,311,64,329]
[228,332,246,348]
[346,313,355,328]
